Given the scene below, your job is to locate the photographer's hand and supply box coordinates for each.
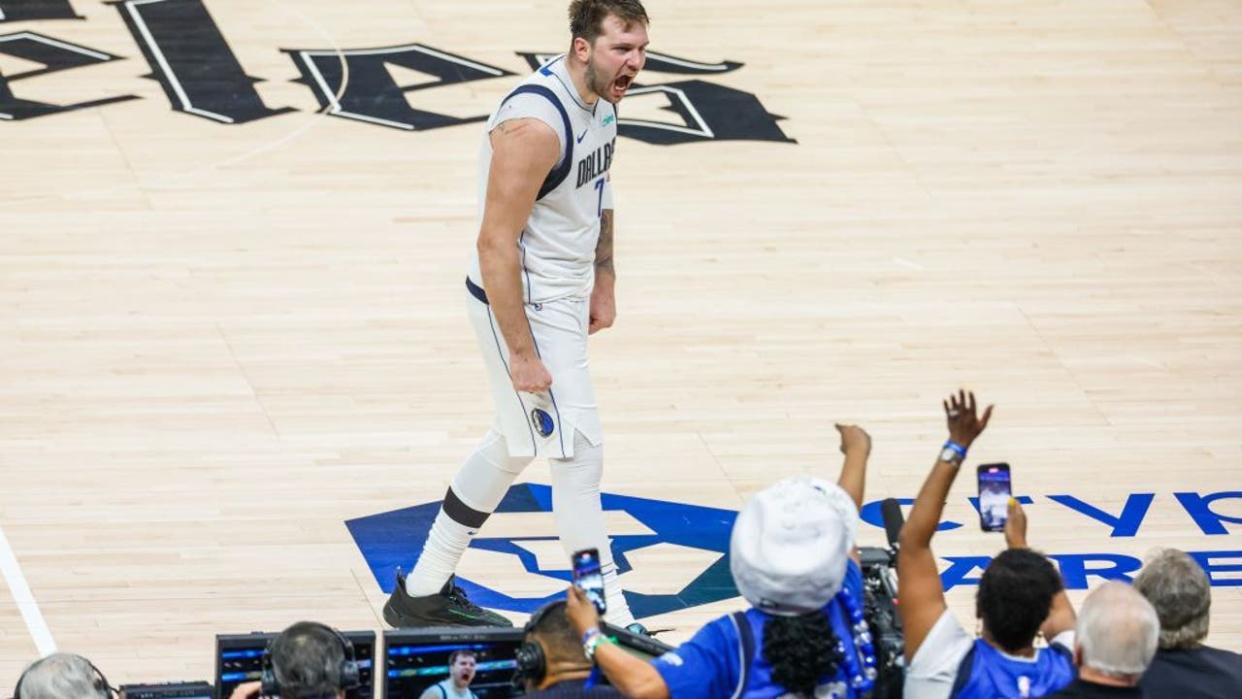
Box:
[228,682,261,699]
[565,587,669,699]
[565,584,601,638]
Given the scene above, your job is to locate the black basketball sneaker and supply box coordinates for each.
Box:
[382,571,513,628]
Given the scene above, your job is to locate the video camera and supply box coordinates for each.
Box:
[856,498,906,699]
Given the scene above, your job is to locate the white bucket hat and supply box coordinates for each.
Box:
[729,475,859,615]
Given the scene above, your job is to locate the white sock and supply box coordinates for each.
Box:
[406,430,532,597]
[550,431,636,627]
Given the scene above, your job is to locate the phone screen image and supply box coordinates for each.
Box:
[977,463,1012,532]
[571,548,606,615]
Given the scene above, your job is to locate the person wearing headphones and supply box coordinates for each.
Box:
[516,600,622,697]
[228,621,360,699]
[565,424,876,698]
[12,653,115,699]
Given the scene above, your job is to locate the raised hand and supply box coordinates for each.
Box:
[943,389,994,448]
[1004,497,1029,549]
[565,585,601,637]
[835,423,872,457]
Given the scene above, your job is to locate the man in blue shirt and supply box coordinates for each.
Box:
[565,424,879,698]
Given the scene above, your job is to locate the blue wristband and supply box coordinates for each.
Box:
[943,440,968,457]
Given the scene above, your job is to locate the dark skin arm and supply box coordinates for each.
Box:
[897,390,993,662]
[836,423,871,565]
[835,423,870,511]
[1004,497,1077,640]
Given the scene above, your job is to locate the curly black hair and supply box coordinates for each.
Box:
[977,548,1064,653]
[761,611,843,695]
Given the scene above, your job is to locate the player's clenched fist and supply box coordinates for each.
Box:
[510,353,552,392]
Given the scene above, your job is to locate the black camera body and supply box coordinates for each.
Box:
[855,497,906,699]
[859,545,905,699]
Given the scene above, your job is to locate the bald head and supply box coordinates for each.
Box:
[1077,582,1159,683]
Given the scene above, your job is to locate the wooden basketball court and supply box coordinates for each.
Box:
[2,0,1240,688]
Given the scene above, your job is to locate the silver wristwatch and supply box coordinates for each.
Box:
[939,446,965,466]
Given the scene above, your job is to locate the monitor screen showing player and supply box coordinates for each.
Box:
[383,628,523,699]
[214,631,375,699]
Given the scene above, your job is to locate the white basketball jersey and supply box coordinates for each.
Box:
[469,55,618,304]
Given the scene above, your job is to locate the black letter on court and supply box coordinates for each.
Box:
[517,51,794,146]
[0,31,136,120]
[113,0,290,124]
[286,43,514,131]
[0,1,80,21]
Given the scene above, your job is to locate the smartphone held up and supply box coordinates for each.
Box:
[572,547,607,615]
[977,463,1012,532]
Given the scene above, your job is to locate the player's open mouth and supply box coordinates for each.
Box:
[612,75,633,96]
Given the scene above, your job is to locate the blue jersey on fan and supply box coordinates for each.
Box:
[651,560,869,698]
[950,638,1075,699]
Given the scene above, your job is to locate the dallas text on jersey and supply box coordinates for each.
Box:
[576,139,616,189]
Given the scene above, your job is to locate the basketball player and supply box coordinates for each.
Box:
[419,651,479,699]
[383,0,649,631]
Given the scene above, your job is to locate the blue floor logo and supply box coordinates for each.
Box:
[346,483,740,618]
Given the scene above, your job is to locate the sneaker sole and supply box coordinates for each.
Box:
[382,601,511,628]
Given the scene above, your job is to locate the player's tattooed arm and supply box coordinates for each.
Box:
[596,209,615,277]
[589,209,617,334]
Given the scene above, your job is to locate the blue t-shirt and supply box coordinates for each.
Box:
[652,560,866,699]
[953,639,1075,699]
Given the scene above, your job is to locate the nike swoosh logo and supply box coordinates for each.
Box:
[576,130,588,143]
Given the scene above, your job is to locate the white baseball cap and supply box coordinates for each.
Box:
[729,475,859,615]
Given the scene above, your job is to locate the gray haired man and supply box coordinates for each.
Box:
[1134,549,1242,699]
[13,654,111,699]
[1048,581,1159,698]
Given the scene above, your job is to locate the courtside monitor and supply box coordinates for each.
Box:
[120,682,214,699]
[214,630,375,699]
[383,627,523,699]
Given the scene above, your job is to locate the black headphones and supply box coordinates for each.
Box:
[13,655,114,699]
[512,600,567,686]
[260,623,361,698]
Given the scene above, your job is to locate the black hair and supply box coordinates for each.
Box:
[761,612,843,696]
[568,0,649,44]
[527,600,586,662]
[977,548,1063,653]
[270,622,345,699]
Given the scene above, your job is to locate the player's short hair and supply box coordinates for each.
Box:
[447,649,477,666]
[568,0,650,44]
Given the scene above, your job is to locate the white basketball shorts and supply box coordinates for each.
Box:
[466,278,603,459]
